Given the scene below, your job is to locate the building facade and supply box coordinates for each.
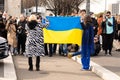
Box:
[0,0,4,10]
[0,0,21,17]
[110,1,120,15]
[112,3,119,15]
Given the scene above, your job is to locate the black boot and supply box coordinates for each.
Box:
[28,57,33,71]
[36,56,40,71]
[109,49,112,56]
[105,50,107,56]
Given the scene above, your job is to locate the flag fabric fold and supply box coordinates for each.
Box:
[43,16,83,46]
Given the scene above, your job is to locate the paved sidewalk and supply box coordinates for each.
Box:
[0,53,17,80]
[1,49,120,80]
[0,60,4,78]
[13,55,102,80]
[91,50,120,80]
[71,49,120,80]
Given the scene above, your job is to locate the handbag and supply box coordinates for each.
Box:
[108,21,113,26]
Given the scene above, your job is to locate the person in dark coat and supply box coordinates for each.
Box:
[101,11,116,56]
[90,12,98,36]
[0,12,7,39]
[17,15,27,54]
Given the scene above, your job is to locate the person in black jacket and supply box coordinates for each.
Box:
[101,11,116,56]
[17,15,27,55]
[90,12,98,36]
[0,12,7,39]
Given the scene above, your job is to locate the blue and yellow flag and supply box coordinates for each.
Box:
[43,16,83,46]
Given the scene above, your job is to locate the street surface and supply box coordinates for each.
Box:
[91,49,120,76]
[13,55,102,80]
[1,49,120,80]
[0,60,4,77]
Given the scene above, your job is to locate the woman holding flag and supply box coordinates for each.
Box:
[25,14,49,71]
[68,15,94,70]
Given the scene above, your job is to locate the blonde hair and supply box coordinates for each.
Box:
[28,14,37,21]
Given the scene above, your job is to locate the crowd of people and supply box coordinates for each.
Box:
[68,9,120,70]
[0,11,49,71]
[0,9,120,71]
[70,9,120,55]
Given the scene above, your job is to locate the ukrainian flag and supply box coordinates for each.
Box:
[43,16,83,46]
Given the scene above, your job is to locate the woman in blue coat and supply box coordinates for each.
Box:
[68,15,94,70]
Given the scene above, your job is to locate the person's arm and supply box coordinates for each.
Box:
[42,18,49,28]
[5,20,10,30]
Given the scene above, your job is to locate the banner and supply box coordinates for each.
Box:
[43,16,83,46]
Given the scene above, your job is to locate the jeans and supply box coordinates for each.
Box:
[59,44,68,55]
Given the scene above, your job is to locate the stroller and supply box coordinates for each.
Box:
[91,35,101,56]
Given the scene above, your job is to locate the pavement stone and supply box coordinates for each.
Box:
[0,53,17,80]
[91,50,120,80]
[0,60,4,77]
[91,50,120,76]
[13,55,102,80]
[71,49,120,80]
[1,49,120,80]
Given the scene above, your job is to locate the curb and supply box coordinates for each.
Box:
[0,78,15,80]
[3,53,17,80]
[72,56,120,80]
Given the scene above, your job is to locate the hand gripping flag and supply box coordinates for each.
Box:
[43,16,83,46]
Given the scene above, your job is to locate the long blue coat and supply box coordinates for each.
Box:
[73,22,94,70]
[81,23,94,69]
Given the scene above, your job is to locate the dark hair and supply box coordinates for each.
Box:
[90,12,94,15]
[82,15,92,29]
[84,15,92,24]
[106,11,111,14]
[9,20,14,24]
[36,14,42,20]
[49,13,53,16]
[99,14,103,18]
[80,9,86,13]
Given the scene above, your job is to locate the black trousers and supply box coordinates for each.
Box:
[17,34,26,54]
[102,33,114,53]
[44,43,48,55]
[44,43,53,56]
[53,44,57,53]
[28,56,40,69]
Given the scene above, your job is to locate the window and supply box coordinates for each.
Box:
[0,0,4,11]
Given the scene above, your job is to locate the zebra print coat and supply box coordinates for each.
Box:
[25,21,48,57]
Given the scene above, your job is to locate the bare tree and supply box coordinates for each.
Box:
[22,0,47,9]
[46,0,84,15]
[22,0,84,15]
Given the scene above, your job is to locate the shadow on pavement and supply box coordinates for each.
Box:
[16,68,49,80]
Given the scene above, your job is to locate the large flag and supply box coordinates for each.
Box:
[43,16,83,46]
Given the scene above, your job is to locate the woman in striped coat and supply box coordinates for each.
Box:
[25,14,49,71]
